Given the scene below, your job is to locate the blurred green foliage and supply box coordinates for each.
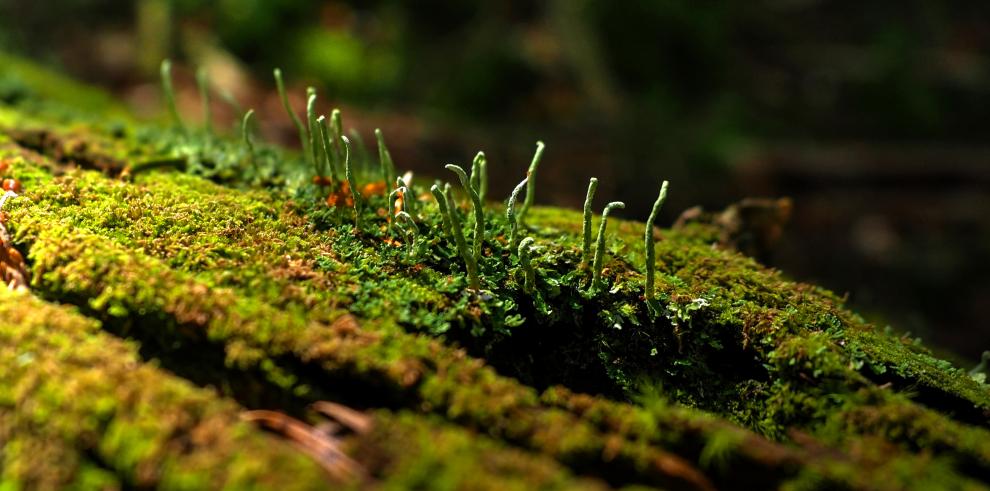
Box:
[2,0,989,173]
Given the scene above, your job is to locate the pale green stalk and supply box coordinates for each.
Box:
[432,184,481,291]
[160,59,184,130]
[446,164,485,262]
[506,177,528,250]
[517,141,545,226]
[273,68,308,158]
[306,91,322,176]
[591,201,625,292]
[241,109,257,173]
[342,136,361,228]
[316,116,338,184]
[375,128,396,190]
[644,180,669,301]
[196,67,211,133]
[582,178,599,266]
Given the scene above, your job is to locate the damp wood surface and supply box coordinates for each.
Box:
[1,53,989,490]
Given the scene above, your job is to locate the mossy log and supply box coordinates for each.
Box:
[1,53,989,490]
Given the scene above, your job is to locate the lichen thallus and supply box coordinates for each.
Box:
[163,63,673,308]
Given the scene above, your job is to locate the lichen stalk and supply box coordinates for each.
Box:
[316,116,339,184]
[445,164,485,262]
[306,91,323,177]
[644,180,669,302]
[591,201,625,292]
[342,136,361,228]
[470,151,487,201]
[582,177,599,267]
[506,177,528,250]
[478,153,488,202]
[330,109,343,177]
[430,184,456,246]
[517,141,545,227]
[159,59,184,131]
[432,184,481,291]
[241,109,257,173]
[196,67,211,133]
[273,68,308,158]
[375,128,395,192]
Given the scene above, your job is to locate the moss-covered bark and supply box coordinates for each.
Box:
[1,54,989,490]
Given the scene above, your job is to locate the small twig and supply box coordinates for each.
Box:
[241,410,365,482]
[309,401,372,435]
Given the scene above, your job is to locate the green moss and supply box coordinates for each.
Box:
[2,53,990,489]
[0,289,329,490]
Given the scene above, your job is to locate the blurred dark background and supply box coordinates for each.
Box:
[1,0,988,361]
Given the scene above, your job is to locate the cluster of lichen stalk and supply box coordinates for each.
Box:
[161,62,670,311]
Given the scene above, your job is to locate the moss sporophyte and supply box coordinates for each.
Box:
[1,58,982,489]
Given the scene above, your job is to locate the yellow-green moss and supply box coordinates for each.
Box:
[0,289,329,490]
